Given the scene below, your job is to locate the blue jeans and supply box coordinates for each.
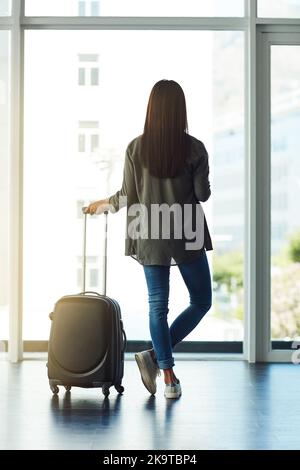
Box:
[143,250,212,370]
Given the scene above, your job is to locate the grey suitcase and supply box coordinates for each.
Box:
[47,210,126,397]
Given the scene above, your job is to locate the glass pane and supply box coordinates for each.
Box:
[24,30,244,342]
[0,31,10,346]
[25,0,244,17]
[258,0,300,18]
[271,45,300,344]
[0,0,11,16]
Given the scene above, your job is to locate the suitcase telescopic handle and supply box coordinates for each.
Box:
[78,291,102,297]
[81,208,108,295]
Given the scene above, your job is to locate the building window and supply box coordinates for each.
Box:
[77,268,82,289]
[78,1,100,16]
[91,134,99,152]
[90,268,99,288]
[272,136,287,152]
[78,134,85,152]
[78,67,85,86]
[77,256,99,290]
[78,1,85,16]
[91,67,99,86]
[78,54,99,86]
[78,54,98,62]
[77,200,85,218]
[78,121,99,154]
[272,193,288,211]
[91,1,100,16]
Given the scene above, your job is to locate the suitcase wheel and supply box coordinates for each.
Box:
[102,384,110,397]
[50,385,59,394]
[115,384,124,394]
[64,386,71,392]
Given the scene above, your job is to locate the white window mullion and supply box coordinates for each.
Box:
[9,0,24,362]
[244,0,257,363]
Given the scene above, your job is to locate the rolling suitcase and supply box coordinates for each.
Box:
[47,210,126,397]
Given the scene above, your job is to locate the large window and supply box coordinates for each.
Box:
[23,29,244,341]
[25,0,244,17]
[3,0,300,360]
[0,30,10,345]
[271,45,300,343]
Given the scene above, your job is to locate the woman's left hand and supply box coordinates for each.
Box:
[84,199,110,215]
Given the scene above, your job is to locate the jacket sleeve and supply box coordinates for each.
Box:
[108,148,136,212]
[193,142,211,203]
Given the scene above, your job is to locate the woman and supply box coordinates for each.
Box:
[85,80,212,399]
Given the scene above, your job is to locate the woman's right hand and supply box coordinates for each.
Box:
[83,198,110,215]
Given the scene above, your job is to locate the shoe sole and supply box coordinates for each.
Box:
[164,391,182,399]
[135,353,156,395]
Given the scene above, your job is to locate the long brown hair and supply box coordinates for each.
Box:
[141,80,190,178]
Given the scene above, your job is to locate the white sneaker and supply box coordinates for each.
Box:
[135,350,160,395]
[164,381,182,399]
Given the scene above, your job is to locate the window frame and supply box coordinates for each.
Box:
[256,29,300,362]
[4,0,300,362]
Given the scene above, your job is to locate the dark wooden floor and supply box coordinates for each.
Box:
[1,357,300,450]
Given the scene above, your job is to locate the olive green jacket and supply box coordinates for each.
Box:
[109,134,213,266]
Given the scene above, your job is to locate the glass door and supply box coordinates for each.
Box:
[258,32,300,361]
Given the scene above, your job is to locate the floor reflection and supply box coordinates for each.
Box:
[142,393,181,449]
[50,391,123,429]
